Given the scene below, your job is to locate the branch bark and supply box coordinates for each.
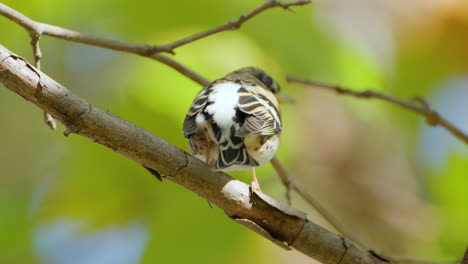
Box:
[0,44,389,264]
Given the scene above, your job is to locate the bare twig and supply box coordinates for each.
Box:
[151,0,313,54]
[150,53,210,86]
[286,77,468,145]
[0,1,312,56]
[0,3,209,86]
[270,157,363,246]
[30,35,42,68]
[43,111,57,129]
[0,1,311,84]
[271,157,294,204]
[30,33,57,129]
[0,3,165,53]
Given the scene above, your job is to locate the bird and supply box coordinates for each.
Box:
[183,67,284,191]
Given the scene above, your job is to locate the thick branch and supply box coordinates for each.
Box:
[287,77,468,145]
[0,44,388,264]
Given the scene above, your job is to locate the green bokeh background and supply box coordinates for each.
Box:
[1,0,468,263]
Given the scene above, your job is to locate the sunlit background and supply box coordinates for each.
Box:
[1,0,468,263]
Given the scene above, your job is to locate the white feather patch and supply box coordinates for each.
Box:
[205,82,241,129]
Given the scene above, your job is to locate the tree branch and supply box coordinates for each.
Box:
[0,3,210,86]
[0,44,389,264]
[0,0,311,55]
[286,77,468,145]
[150,0,313,54]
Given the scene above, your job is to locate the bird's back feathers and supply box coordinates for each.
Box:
[183,68,281,171]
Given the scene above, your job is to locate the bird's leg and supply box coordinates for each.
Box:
[204,130,213,166]
[251,167,261,193]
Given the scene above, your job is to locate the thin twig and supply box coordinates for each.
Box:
[30,32,57,129]
[0,3,166,53]
[0,3,209,87]
[0,1,311,84]
[270,157,294,205]
[151,0,313,54]
[270,157,364,247]
[286,77,468,145]
[150,53,210,86]
[0,1,312,55]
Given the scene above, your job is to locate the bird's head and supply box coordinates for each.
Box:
[228,67,280,94]
[227,67,293,104]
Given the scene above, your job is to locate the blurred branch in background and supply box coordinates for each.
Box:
[286,77,468,145]
[270,157,363,246]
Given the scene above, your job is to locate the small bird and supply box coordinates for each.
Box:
[183,67,283,191]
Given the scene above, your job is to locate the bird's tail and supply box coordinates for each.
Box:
[214,139,258,170]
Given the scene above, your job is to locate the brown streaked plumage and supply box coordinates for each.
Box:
[183,67,283,190]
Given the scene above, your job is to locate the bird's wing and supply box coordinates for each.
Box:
[183,89,209,138]
[236,86,281,137]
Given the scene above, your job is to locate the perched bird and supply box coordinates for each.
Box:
[183,67,283,191]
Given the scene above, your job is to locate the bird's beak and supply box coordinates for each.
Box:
[276,92,294,104]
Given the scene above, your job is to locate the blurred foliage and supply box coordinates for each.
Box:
[430,154,468,256]
[1,0,468,263]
